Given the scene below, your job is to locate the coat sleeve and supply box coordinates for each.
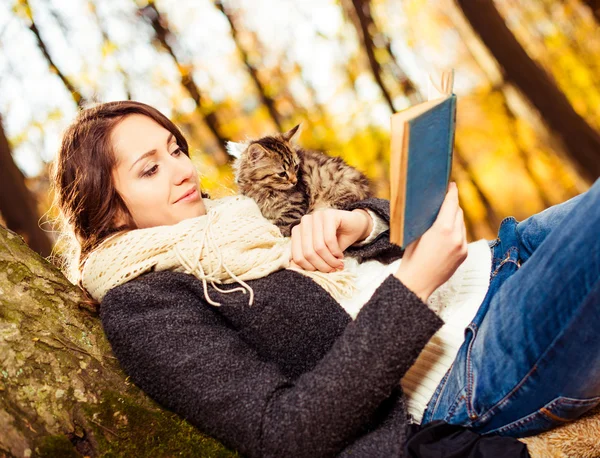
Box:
[101,271,442,458]
[341,198,404,263]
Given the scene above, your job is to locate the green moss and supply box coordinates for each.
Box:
[6,262,31,284]
[30,288,61,310]
[35,435,81,458]
[85,390,239,458]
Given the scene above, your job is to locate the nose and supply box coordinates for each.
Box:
[290,175,297,185]
[171,155,194,185]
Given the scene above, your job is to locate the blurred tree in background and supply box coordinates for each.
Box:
[0,0,598,254]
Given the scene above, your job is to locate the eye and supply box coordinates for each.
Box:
[171,147,184,156]
[142,164,158,177]
[278,171,287,178]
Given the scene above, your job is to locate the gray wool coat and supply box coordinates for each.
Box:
[100,198,444,458]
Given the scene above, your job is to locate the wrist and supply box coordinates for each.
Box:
[352,208,373,242]
[393,268,433,303]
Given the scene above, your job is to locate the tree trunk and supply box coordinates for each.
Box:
[339,0,501,232]
[581,0,600,23]
[0,118,52,258]
[138,2,233,165]
[88,1,132,100]
[453,146,501,233]
[495,87,553,209]
[214,1,285,131]
[456,0,600,183]
[0,225,237,457]
[22,0,87,108]
[342,0,395,112]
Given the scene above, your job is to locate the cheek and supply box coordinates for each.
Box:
[121,179,169,221]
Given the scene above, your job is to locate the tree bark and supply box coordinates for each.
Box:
[456,0,600,182]
[0,225,237,457]
[0,118,52,258]
[138,2,233,165]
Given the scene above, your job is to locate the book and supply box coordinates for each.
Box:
[389,69,457,248]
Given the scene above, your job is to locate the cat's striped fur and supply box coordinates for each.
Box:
[233,125,372,236]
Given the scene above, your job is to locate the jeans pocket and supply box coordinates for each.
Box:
[489,395,600,437]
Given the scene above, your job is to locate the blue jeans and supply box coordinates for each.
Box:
[422,178,600,437]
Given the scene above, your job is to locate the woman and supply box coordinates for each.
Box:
[53,101,600,457]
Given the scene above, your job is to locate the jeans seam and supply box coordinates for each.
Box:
[465,328,478,420]
[500,216,518,225]
[445,390,468,422]
[424,366,452,422]
[539,407,571,423]
[485,407,545,435]
[485,396,600,435]
[474,364,540,427]
[490,247,521,279]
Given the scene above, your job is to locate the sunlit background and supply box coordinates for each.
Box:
[1,0,599,258]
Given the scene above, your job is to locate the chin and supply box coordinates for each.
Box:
[174,206,206,223]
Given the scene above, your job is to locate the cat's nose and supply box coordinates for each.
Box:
[290,176,297,184]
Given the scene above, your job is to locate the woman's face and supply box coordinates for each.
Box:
[111,114,206,228]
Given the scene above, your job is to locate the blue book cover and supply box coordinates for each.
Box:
[390,71,456,248]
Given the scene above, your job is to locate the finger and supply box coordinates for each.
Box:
[302,214,337,273]
[323,214,344,259]
[291,224,317,271]
[313,211,344,270]
[454,207,465,235]
[454,207,467,246]
[460,208,467,242]
[435,182,459,227]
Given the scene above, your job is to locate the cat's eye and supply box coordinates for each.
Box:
[278,171,287,178]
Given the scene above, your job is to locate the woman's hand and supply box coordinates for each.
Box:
[289,208,373,273]
[394,182,467,302]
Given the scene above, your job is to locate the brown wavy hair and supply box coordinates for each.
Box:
[52,100,203,286]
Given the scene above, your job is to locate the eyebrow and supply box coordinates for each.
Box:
[128,133,175,171]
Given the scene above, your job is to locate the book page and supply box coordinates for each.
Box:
[427,69,454,101]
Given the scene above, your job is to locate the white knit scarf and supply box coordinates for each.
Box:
[81,195,356,305]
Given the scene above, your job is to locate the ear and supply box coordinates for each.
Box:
[282,124,301,142]
[247,143,267,163]
[226,141,248,159]
[112,206,131,229]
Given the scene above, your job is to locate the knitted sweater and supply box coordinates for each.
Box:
[100,198,444,458]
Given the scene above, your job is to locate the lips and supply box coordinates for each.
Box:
[174,188,199,203]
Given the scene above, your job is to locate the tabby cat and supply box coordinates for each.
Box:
[228,125,372,237]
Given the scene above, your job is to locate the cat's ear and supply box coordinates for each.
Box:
[226,141,248,159]
[282,124,301,142]
[247,143,267,163]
